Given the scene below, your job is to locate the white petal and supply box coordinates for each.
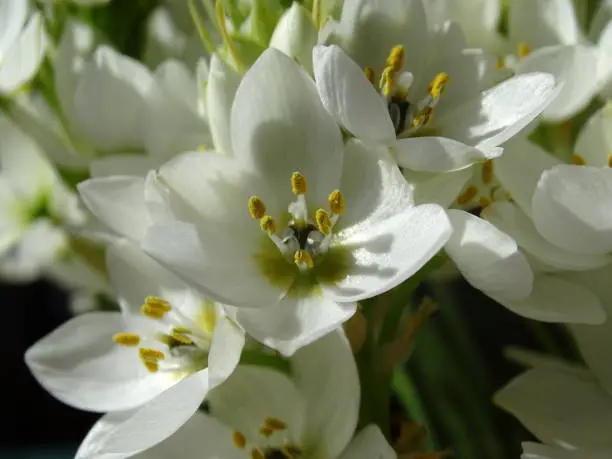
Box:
[293,330,360,459]
[574,102,612,168]
[206,54,241,157]
[236,296,356,356]
[328,204,452,303]
[437,72,557,150]
[532,165,612,255]
[402,168,472,208]
[74,46,154,151]
[337,425,395,459]
[483,202,611,271]
[207,316,245,387]
[395,137,502,173]
[313,45,395,144]
[509,0,580,48]
[516,45,601,122]
[494,137,561,216]
[25,312,171,412]
[270,3,318,74]
[75,370,209,459]
[207,365,305,444]
[78,176,152,241]
[0,0,27,55]
[230,48,343,207]
[494,367,612,450]
[445,209,533,300]
[142,221,287,308]
[0,12,48,94]
[493,274,605,324]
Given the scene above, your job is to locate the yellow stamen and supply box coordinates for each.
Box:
[140,296,172,319]
[456,184,478,205]
[291,172,308,195]
[259,425,274,437]
[264,417,287,430]
[233,431,246,449]
[294,249,314,268]
[260,215,276,234]
[385,45,404,72]
[428,72,449,99]
[328,190,345,215]
[112,333,140,346]
[139,348,166,361]
[517,41,531,58]
[248,196,266,219]
[412,106,433,127]
[252,449,265,459]
[571,153,586,165]
[608,154,612,168]
[143,360,159,373]
[379,45,404,96]
[171,328,193,345]
[482,160,494,185]
[315,208,332,235]
[364,67,376,84]
[495,56,505,70]
[479,196,492,209]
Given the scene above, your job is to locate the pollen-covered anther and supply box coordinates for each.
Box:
[260,215,276,235]
[264,417,287,430]
[315,208,332,235]
[143,360,159,373]
[171,327,193,345]
[571,153,586,165]
[139,348,166,361]
[412,107,433,127]
[113,333,140,346]
[233,431,246,449]
[328,190,345,215]
[364,67,376,84]
[608,154,612,168]
[252,448,265,459]
[249,196,267,219]
[517,41,531,58]
[479,196,492,209]
[294,249,314,268]
[379,45,404,96]
[482,160,494,185]
[456,184,479,205]
[259,425,274,437]
[140,296,172,319]
[386,45,404,72]
[291,172,308,195]
[428,72,449,99]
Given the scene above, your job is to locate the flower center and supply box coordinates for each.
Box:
[454,160,511,211]
[248,172,345,272]
[232,417,302,459]
[365,45,449,136]
[112,296,214,376]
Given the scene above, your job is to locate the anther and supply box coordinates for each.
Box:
[171,328,193,345]
[259,425,274,437]
[112,333,140,346]
[428,72,449,99]
[233,431,246,449]
[143,360,159,373]
[315,209,332,235]
[249,197,267,219]
[291,172,308,195]
[412,107,433,127]
[517,42,531,58]
[260,215,276,234]
[379,45,404,96]
[571,154,586,165]
[479,196,492,209]
[140,296,172,319]
[264,417,287,430]
[328,190,345,215]
[456,184,478,205]
[252,449,265,459]
[385,45,404,72]
[364,67,375,84]
[608,154,612,168]
[482,160,494,185]
[139,348,166,361]
[294,249,314,268]
[495,56,505,70]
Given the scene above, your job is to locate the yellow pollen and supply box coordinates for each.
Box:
[171,328,193,345]
[264,417,287,430]
[328,190,345,215]
[364,67,376,84]
[139,348,166,361]
[482,160,494,185]
[608,154,612,168]
[259,425,274,437]
[571,153,586,165]
[291,172,308,195]
[385,45,404,72]
[112,333,140,346]
[495,56,505,70]
[140,296,172,319]
[479,196,492,209]
[517,41,531,58]
[294,249,314,268]
[248,196,267,219]
[143,360,159,373]
[252,449,265,459]
[260,215,276,234]
[456,184,478,205]
[315,208,332,235]
[428,72,449,99]
[173,326,192,334]
[379,45,404,96]
[233,431,246,449]
[412,106,433,127]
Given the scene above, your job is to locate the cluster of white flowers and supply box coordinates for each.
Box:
[3,0,612,457]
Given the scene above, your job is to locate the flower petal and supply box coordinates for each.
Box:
[445,209,533,300]
[270,3,318,74]
[532,165,612,255]
[396,137,502,173]
[494,367,612,450]
[25,311,171,412]
[574,102,612,168]
[0,0,27,55]
[337,425,395,459]
[328,204,452,303]
[75,370,209,459]
[402,168,472,208]
[437,72,557,150]
[207,316,245,387]
[313,45,395,145]
[230,48,343,207]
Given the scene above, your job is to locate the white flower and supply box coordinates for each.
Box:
[142,48,452,356]
[314,17,557,171]
[0,0,47,95]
